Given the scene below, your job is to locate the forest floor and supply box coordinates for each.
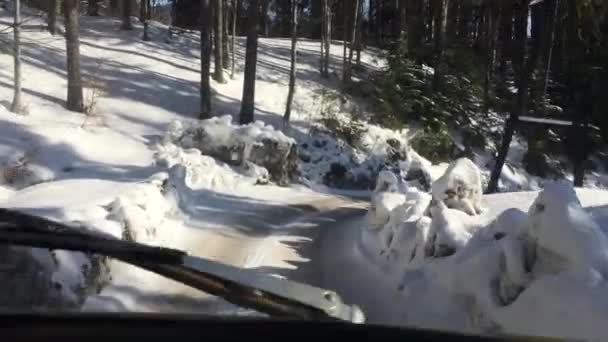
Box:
[1,9,608,340]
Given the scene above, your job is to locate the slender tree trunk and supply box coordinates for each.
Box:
[432,0,449,90]
[212,0,225,83]
[497,2,513,94]
[323,0,331,77]
[407,0,423,62]
[239,0,259,125]
[488,0,531,193]
[231,0,237,79]
[446,0,458,40]
[121,0,133,30]
[284,0,298,127]
[223,1,230,69]
[88,0,99,16]
[458,1,471,41]
[355,0,363,67]
[11,0,22,114]
[166,0,176,43]
[261,0,269,36]
[200,0,212,119]
[48,0,59,35]
[342,0,348,78]
[320,0,326,75]
[540,0,559,101]
[342,0,358,85]
[566,0,586,186]
[64,0,84,112]
[368,0,374,46]
[139,0,145,21]
[142,0,150,41]
[111,0,119,16]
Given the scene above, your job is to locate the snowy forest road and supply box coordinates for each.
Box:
[85,192,370,315]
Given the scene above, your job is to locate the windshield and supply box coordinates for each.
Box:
[0,0,607,340]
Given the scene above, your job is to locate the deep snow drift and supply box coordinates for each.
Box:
[354,169,608,340]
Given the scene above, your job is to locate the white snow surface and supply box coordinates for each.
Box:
[353,174,608,340]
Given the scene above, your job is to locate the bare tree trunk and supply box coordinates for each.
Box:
[320,1,326,75]
[343,0,358,85]
[432,0,449,90]
[540,0,559,100]
[64,0,84,112]
[200,0,212,119]
[322,0,331,77]
[566,0,586,186]
[11,0,22,114]
[223,1,230,69]
[284,0,298,128]
[121,0,133,30]
[142,0,150,41]
[497,1,513,95]
[355,0,363,68]
[139,0,145,22]
[488,1,531,193]
[48,0,59,35]
[166,0,176,43]
[213,0,225,83]
[342,0,348,78]
[239,0,259,125]
[261,0,269,36]
[111,0,119,16]
[231,0,238,79]
[88,0,99,16]
[407,0,424,62]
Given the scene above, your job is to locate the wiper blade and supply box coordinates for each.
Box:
[0,209,364,323]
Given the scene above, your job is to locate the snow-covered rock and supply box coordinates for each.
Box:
[431,157,484,216]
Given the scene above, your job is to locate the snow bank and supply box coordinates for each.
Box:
[356,177,608,340]
[163,117,297,185]
[297,123,426,191]
[0,171,177,306]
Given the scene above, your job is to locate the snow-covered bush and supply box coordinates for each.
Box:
[523,183,608,276]
[164,117,297,185]
[431,157,484,216]
[298,123,417,190]
[368,192,407,228]
[425,201,484,258]
[0,151,54,189]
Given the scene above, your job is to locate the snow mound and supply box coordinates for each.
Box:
[431,158,484,216]
[163,117,297,185]
[357,180,608,340]
[0,171,180,307]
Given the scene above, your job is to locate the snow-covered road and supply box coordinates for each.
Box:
[83,193,368,314]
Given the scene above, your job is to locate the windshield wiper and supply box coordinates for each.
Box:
[0,208,364,323]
